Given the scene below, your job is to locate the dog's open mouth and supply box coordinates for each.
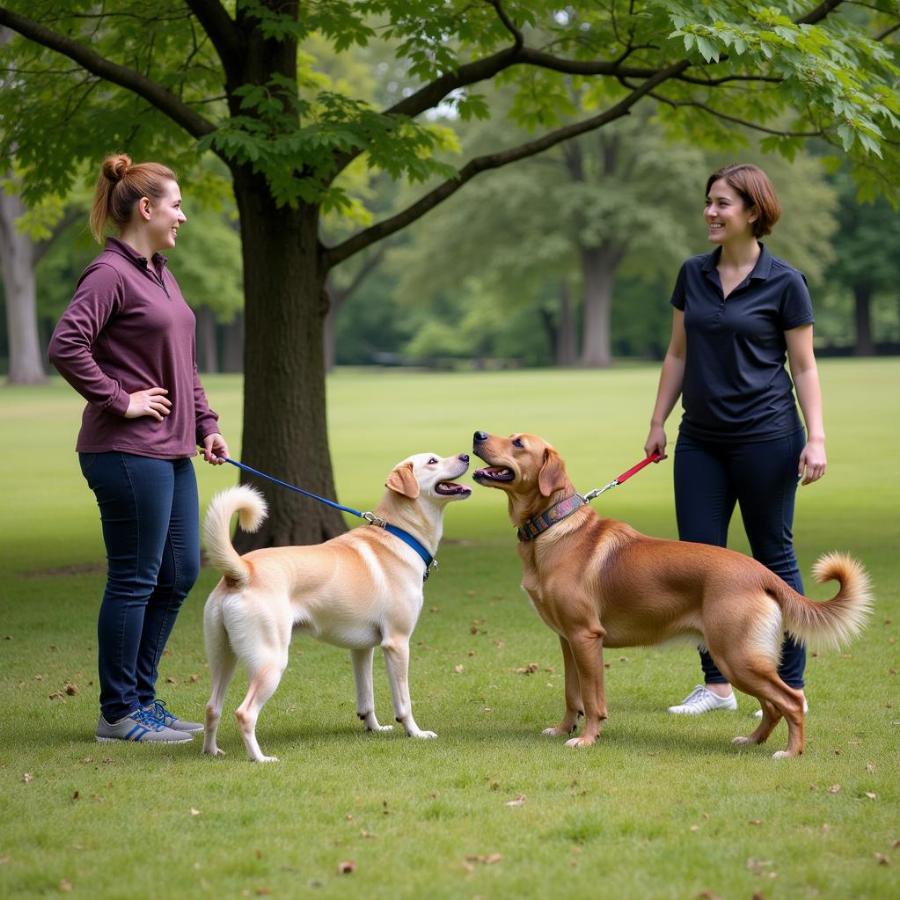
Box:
[436,481,473,496]
[473,466,514,484]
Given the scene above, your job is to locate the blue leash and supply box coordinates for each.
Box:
[220,457,437,580]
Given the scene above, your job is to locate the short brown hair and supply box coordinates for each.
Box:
[705,164,781,238]
[89,154,177,242]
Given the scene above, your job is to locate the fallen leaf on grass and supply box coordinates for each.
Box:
[826,784,841,794]
[866,762,876,773]
[166,676,178,685]
[22,773,33,784]
[72,791,80,801]
[337,860,356,874]
[505,795,526,807]
[255,888,272,896]
[453,665,464,674]
[465,853,502,866]
[516,663,539,675]
[874,853,891,866]
[0,855,11,865]
[864,792,877,800]
[746,858,774,875]
[749,819,764,826]
[190,808,201,816]
[65,683,79,696]
[59,879,73,892]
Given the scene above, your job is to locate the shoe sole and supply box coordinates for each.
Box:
[96,734,193,744]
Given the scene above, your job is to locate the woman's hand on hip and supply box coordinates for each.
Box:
[125,387,171,421]
[202,433,229,465]
[799,437,826,485]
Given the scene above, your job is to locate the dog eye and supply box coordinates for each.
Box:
[427,457,438,465]
[512,438,524,449]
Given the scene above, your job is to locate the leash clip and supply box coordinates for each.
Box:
[583,480,618,502]
[362,511,387,528]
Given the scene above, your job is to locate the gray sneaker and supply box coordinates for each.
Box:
[96,709,194,743]
[667,684,738,715]
[143,699,203,733]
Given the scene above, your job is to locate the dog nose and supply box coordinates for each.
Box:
[458,453,469,463]
[474,431,488,443]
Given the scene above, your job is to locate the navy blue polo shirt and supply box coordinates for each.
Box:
[671,243,814,442]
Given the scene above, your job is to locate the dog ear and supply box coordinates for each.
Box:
[538,448,566,497]
[386,462,420,499]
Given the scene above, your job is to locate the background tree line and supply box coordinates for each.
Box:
[3,125,898,377]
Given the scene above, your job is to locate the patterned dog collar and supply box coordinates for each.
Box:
[517,494,587,542]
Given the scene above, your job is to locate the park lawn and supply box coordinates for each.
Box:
[0,360,897,899]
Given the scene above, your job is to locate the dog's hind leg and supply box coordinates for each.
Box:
[543,635,585,737]
[352,647,393,733]
[202,597,237,758]
[235,655,287,762]
[724,661,805,758]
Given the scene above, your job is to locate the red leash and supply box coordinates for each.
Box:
[583,452,662,501]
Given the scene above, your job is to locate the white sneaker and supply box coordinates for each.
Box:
[667,685,738,715]
[753,699,809,718]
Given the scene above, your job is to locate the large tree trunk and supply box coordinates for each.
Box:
[231,167,345,549]
[0,180,47,384]
[853,282,874,357]
[579,245,622,368]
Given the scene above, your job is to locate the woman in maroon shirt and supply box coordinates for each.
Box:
[49,154,230,744]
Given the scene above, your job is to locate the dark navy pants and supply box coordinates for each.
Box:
[79,452,200,722]
[673,429,806,689]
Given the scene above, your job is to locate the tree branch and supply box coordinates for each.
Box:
[796,0,845,26]
[184,0,241,79]
[0,6,217,139]
[323,60,690,269]
[485,0,523,50]
[651,93,822,138]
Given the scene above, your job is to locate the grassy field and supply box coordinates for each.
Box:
[1,360,898,899]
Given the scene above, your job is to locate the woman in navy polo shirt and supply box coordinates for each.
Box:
[644,163,826,716]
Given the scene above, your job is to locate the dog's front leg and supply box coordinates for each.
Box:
[543,635,584,737]
[382,638,436,739]
[351,647,393,732]
[563,627,606,748]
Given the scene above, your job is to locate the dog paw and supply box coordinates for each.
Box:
[542,726,573,737]
[564,736,596,748]
[202,746,225,758]
[410,730,437,739]
[252,754,280,763]
[731,735,753,745]
[771,750,796,760]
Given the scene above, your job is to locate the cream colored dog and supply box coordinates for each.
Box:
[202,452,471,762]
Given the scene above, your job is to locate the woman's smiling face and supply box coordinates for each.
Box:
[704,178,757,245]
[145,179,186,253]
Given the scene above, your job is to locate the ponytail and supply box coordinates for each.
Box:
[89,154,177,242]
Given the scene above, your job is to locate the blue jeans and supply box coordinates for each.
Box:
[79,452,200,722]
[673,429,806,689]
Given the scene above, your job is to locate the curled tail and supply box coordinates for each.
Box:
[774,552,873,651]
[203,486,267,588]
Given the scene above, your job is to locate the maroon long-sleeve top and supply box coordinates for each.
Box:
[48,237,220,459]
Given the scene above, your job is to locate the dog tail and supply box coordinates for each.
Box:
[203,486,267,588]
[774,552,873,651]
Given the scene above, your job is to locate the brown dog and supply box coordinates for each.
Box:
[472,431,872,758]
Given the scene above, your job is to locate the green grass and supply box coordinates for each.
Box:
[1,360,898,899]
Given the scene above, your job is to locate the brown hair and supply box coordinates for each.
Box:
[705,163,781,238]
[89,154,177,242]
